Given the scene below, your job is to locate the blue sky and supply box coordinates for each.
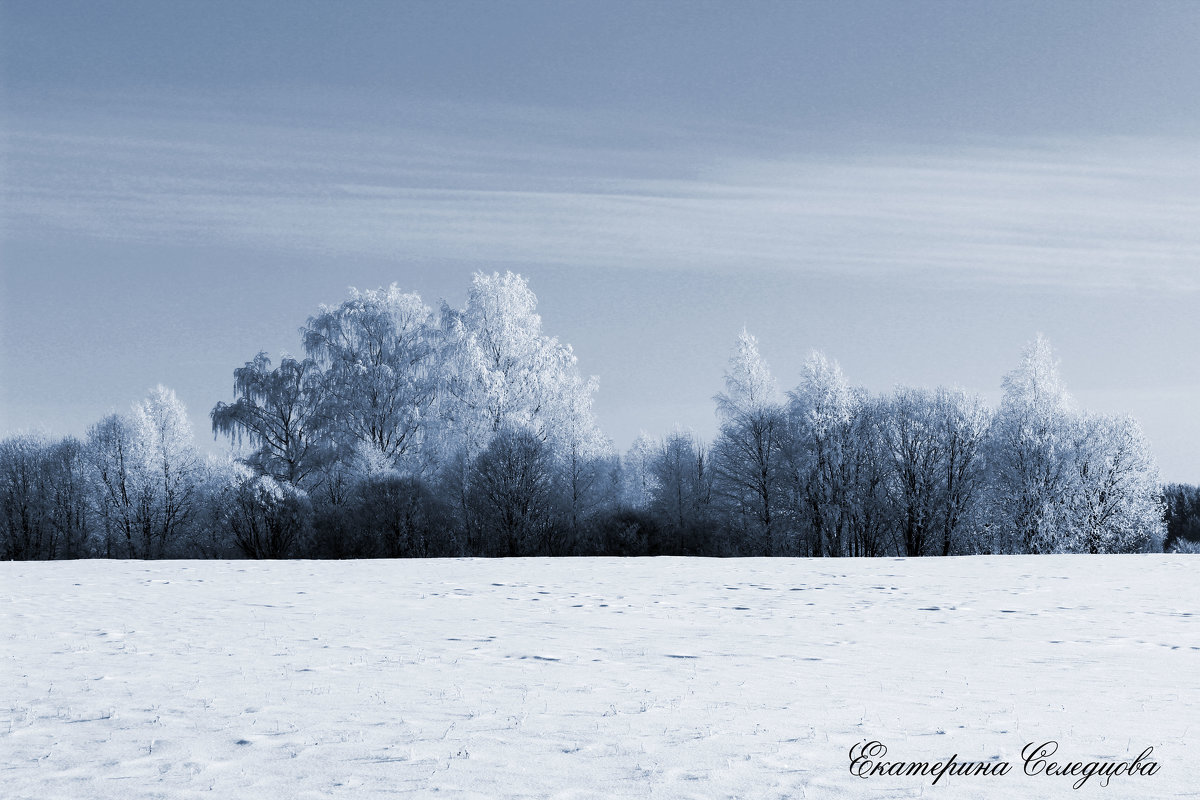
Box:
[2,1,1199,480]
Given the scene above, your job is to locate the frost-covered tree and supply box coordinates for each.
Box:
[87,414,142,558]
[988,335,1076,553]
[560,434,613,542]
[844,391,893,557]
[715,328,779,419]
[711,329,788,554]
[1065,412,1164,553]
[786,351,860,557]
[880,386,991,556]
[621,433,659,510]
[43,436,93,558]
[557,370,613,540]
[85,387,202,559]
[131,385,202,558]
[439,272,601,453]
[181,456,244,559]
[302,285,439,474]
[932,387,992,555]
[225,465,313,559]
[0,434,95,560]
[880,388,944,556]
[211,352,328,485]
[438,272,604,536]
[0,435,52,560]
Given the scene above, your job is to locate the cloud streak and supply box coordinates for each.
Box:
[5,102,1199,292]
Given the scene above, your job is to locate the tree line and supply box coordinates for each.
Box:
[2,272,1189,560]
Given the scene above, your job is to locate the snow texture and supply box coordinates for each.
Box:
[2,556,1196,798]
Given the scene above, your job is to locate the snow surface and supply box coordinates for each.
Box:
[2,556,1196,798]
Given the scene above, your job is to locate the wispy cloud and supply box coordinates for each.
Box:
[4,99,1199,291]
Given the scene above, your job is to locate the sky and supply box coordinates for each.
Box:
[1,1,1198,481]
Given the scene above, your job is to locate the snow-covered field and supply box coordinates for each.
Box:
[2,556,1196,799]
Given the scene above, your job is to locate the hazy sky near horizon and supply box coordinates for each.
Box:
[2,1,1199,481]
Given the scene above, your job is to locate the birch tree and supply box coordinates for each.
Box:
[43,437,93,558]
[131,385,202,558]
[881,387,943,556]
[211,352,328,485]
[933,387,991,555]
[786,351,859,557]
[621,433,659,510]
[711,329,788,554]
[302,285,438,474]
[439,272,603,533]
[87,414,141,558]
[989,335,1076,553]
[1066,412,1164,553]
[879,387,991,556]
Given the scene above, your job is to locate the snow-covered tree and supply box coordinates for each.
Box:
[42,436,92,559]
[224,464,312,559]
[621,433,659,510]
[1,434,95,560]
[302,285,438,474]
[988,335,1076,553]
[880,386,991,556]
[715,328,779,421]
[85,387,202,559]
[933,387,992,555]
[786,351,860,556]
[1066,412,1164,553]
[87,414,141,558]
[131,385,202,558]
[712,329,788,554]
[439,272,601,452]
[558,397,614,541]
[210,352,328,486]
[438,272,605,535]
[881,387,944,556]
[0,434,52,560]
